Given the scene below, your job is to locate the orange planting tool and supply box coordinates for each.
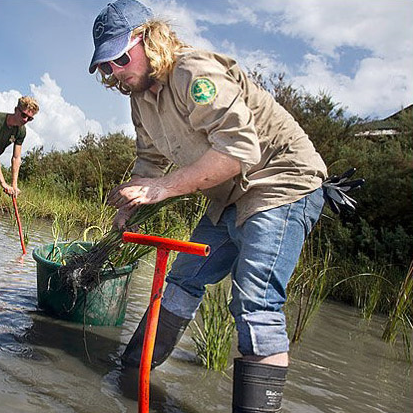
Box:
[122,232,210,413]
[12,195,27,255]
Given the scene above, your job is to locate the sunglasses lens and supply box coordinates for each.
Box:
[99,62,113,75]
[113,53,131,67]
[18,108,33,121]
[98,51,131,75]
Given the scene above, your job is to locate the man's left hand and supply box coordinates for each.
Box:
[107,176,168,209]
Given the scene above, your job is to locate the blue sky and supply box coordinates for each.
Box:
[0,0,412,160]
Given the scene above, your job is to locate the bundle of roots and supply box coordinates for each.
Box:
[58,241,117,293]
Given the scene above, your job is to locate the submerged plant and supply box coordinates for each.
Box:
[191,281,235,371]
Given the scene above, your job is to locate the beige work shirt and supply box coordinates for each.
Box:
[130,49,327,226]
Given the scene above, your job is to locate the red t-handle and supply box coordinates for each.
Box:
[122,232,210,413]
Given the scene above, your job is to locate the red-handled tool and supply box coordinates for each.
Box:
[122,232,210,413]
[12,195,27,255]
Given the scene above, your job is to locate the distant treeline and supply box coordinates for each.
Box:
[19,132,136,199]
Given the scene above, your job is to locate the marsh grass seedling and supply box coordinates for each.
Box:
[191,280,235,372]
[22,210,34,246]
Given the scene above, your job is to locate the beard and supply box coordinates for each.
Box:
[119,67,155,94]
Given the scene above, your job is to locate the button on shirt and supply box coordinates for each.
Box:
[130,49,327,226]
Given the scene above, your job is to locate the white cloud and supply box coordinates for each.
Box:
[0,73,107,165]
[232,0,413,59]
[146,0,215,50]
[293,53,412,118]
[28,73,103,152]
[107,119,135,137]
[220,40,289,78]
[220,0,413,117]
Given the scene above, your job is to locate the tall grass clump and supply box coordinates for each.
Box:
[191,281,235,371]
[382,262,413,361]
[287,227,332,342]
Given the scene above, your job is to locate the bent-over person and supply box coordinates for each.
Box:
[0,96,39,197]
[89,1,327,411]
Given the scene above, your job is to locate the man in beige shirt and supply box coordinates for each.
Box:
[89,1,327,411]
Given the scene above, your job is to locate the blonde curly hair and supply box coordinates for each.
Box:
[100,20,188,95]
[18,96,39,114]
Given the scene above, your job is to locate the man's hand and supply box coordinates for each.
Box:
[108,149,241,212]
[1,182,20,196]
[108,176,168,210]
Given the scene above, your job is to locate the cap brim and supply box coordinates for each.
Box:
[89,32,131,74]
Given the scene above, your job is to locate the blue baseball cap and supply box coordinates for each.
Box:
[89,0,153,74]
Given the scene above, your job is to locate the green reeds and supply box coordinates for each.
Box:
[361,268,385,320]
[287,229,332,343]
[22,210,34,246]
[382,262,413,361]
[191,281,235,371]
[0,183,115,231]
[0,194,33,247]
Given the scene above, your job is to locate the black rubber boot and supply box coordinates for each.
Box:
[121,305,191,369]
[232,357,287,412]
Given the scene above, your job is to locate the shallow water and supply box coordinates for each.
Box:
[0,214,411,413]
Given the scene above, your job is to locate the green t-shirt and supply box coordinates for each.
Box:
[0,112,26,156]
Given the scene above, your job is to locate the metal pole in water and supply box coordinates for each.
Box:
[122,232,210,413]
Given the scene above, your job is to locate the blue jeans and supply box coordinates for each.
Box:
[162,188,324,356]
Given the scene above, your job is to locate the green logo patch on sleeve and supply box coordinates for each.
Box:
[190,77,217,105]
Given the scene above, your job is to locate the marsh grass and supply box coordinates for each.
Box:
[22,210,34,246]
[382,262,413,361]
[0,183,115,231]
[191,281,235,371]
[287,230,332,342]
[361,268,386,320]
[0,193,34,246]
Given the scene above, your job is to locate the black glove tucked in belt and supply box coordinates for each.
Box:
[322,168,365,214]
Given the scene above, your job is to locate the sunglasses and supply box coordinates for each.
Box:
[98,35,143,76]
[17,107,34,122]
[98,51,132,76]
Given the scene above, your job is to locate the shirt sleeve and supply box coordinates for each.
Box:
[170,52,261,176]
[130,99,171,178]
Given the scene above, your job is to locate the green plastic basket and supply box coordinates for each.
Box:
[33,242,133,326]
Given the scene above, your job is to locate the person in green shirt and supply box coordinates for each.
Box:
[0,96,39,196]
